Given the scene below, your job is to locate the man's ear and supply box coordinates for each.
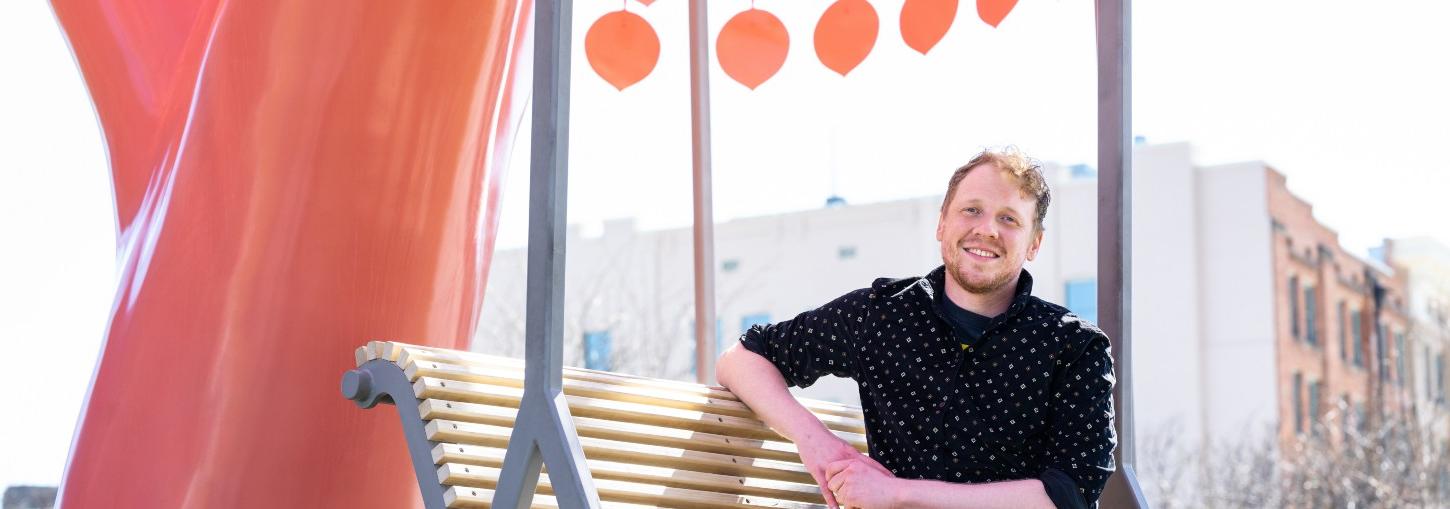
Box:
[935,212,945,242]
[1025,228,1044,261]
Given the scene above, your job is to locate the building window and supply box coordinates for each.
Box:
[1293,372,1304,435]
[1377,325,1389,382]
[1427,347,1435,399]
[584,330,612,371]
[1304,286,1317,346]
[705,313,764,373]
[1338,301,1348,361]
[1438,354,1446,404]
[837,246,857,260]
[1308,381,1321,436]
[1395,332,1406,387]
[1065,279,1098,324]
[1288,276,1300,340]
[740,313,771,335]
[1351,310,1363,368]
[721,259,740,272]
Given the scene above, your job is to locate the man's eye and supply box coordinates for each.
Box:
[964,207,979,215]
[1001,216,1018,224]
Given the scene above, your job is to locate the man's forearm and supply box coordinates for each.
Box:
[715,344,834,443]
[891,477,1057,509]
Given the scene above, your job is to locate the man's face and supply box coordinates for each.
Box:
[935,164,1044,295]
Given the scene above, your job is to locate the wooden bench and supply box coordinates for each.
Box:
[342,341,869,508]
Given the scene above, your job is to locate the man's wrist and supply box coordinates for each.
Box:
[886,476,912,509]
[788,418,838,447]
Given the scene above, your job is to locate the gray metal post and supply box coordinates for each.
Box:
[1095,0,1149,506]
[492,0,602,507]
[689,0,718,385]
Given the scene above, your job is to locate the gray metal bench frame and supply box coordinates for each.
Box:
[343,359,455,509]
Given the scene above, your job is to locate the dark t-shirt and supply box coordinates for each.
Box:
[935,286,993,345]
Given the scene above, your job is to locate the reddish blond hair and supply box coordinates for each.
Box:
[940,147,1051,232]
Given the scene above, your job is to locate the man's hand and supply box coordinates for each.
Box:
[797,431,882,509]
[825,456,901,509]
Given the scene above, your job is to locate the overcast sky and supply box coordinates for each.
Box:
[3,0,1448,491]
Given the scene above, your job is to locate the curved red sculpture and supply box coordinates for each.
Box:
[52,0,530,506]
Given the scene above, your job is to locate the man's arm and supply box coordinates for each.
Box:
[893,477,1056,509]
[1037,329,1118,507]
[716,344,839,447]
[824,458,1056,509]
[717,344,872,509]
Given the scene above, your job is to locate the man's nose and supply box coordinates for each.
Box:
[970,218,999,239]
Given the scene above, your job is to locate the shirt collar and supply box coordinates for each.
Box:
[921,265,1035,322]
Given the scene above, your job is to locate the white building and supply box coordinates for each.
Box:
[1385,237,1450,441]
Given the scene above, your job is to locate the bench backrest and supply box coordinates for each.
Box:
[348,341,867,508]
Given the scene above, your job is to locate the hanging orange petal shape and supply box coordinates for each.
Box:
[585,10,660,90]
[716,8,790,90]
[900,0,958,54]
[814,0,879,76]
[636,0,655,5]
[977,0,1018,28]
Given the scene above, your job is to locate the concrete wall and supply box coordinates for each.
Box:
[1196,161,1279,443]
[1128,142,1209,449]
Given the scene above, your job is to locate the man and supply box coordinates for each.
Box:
[716,148,1116,509]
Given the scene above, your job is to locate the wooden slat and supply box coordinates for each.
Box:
[405,358,868,435]
[419,399,805,463]
[439,463,826,509]
[385,341,864,421]
[412,377,868,448]
[397,343,739,398]
[430,443,824,503]
[442,486,657,509]
[426,419,815,485]
[369,340,396,362]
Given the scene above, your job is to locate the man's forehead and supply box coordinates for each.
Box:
[950,179,1037,206]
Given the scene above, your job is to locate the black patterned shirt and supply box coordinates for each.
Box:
[739,266,1117,509]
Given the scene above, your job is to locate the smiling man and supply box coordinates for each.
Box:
[716,148,1117,509]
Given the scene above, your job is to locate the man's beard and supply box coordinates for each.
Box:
[946,256,1017,295]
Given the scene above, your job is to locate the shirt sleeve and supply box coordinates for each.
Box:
[1039,467,1088,509]
[1040,326,1118,507]
[737,287,871,388]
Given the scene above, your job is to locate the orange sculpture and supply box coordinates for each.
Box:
[901,0,959,54]
[717,7,791,90]
[51,0,529,507]
[815,0,880,76]
[978,0,1019,28]
[585,9,661,90]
